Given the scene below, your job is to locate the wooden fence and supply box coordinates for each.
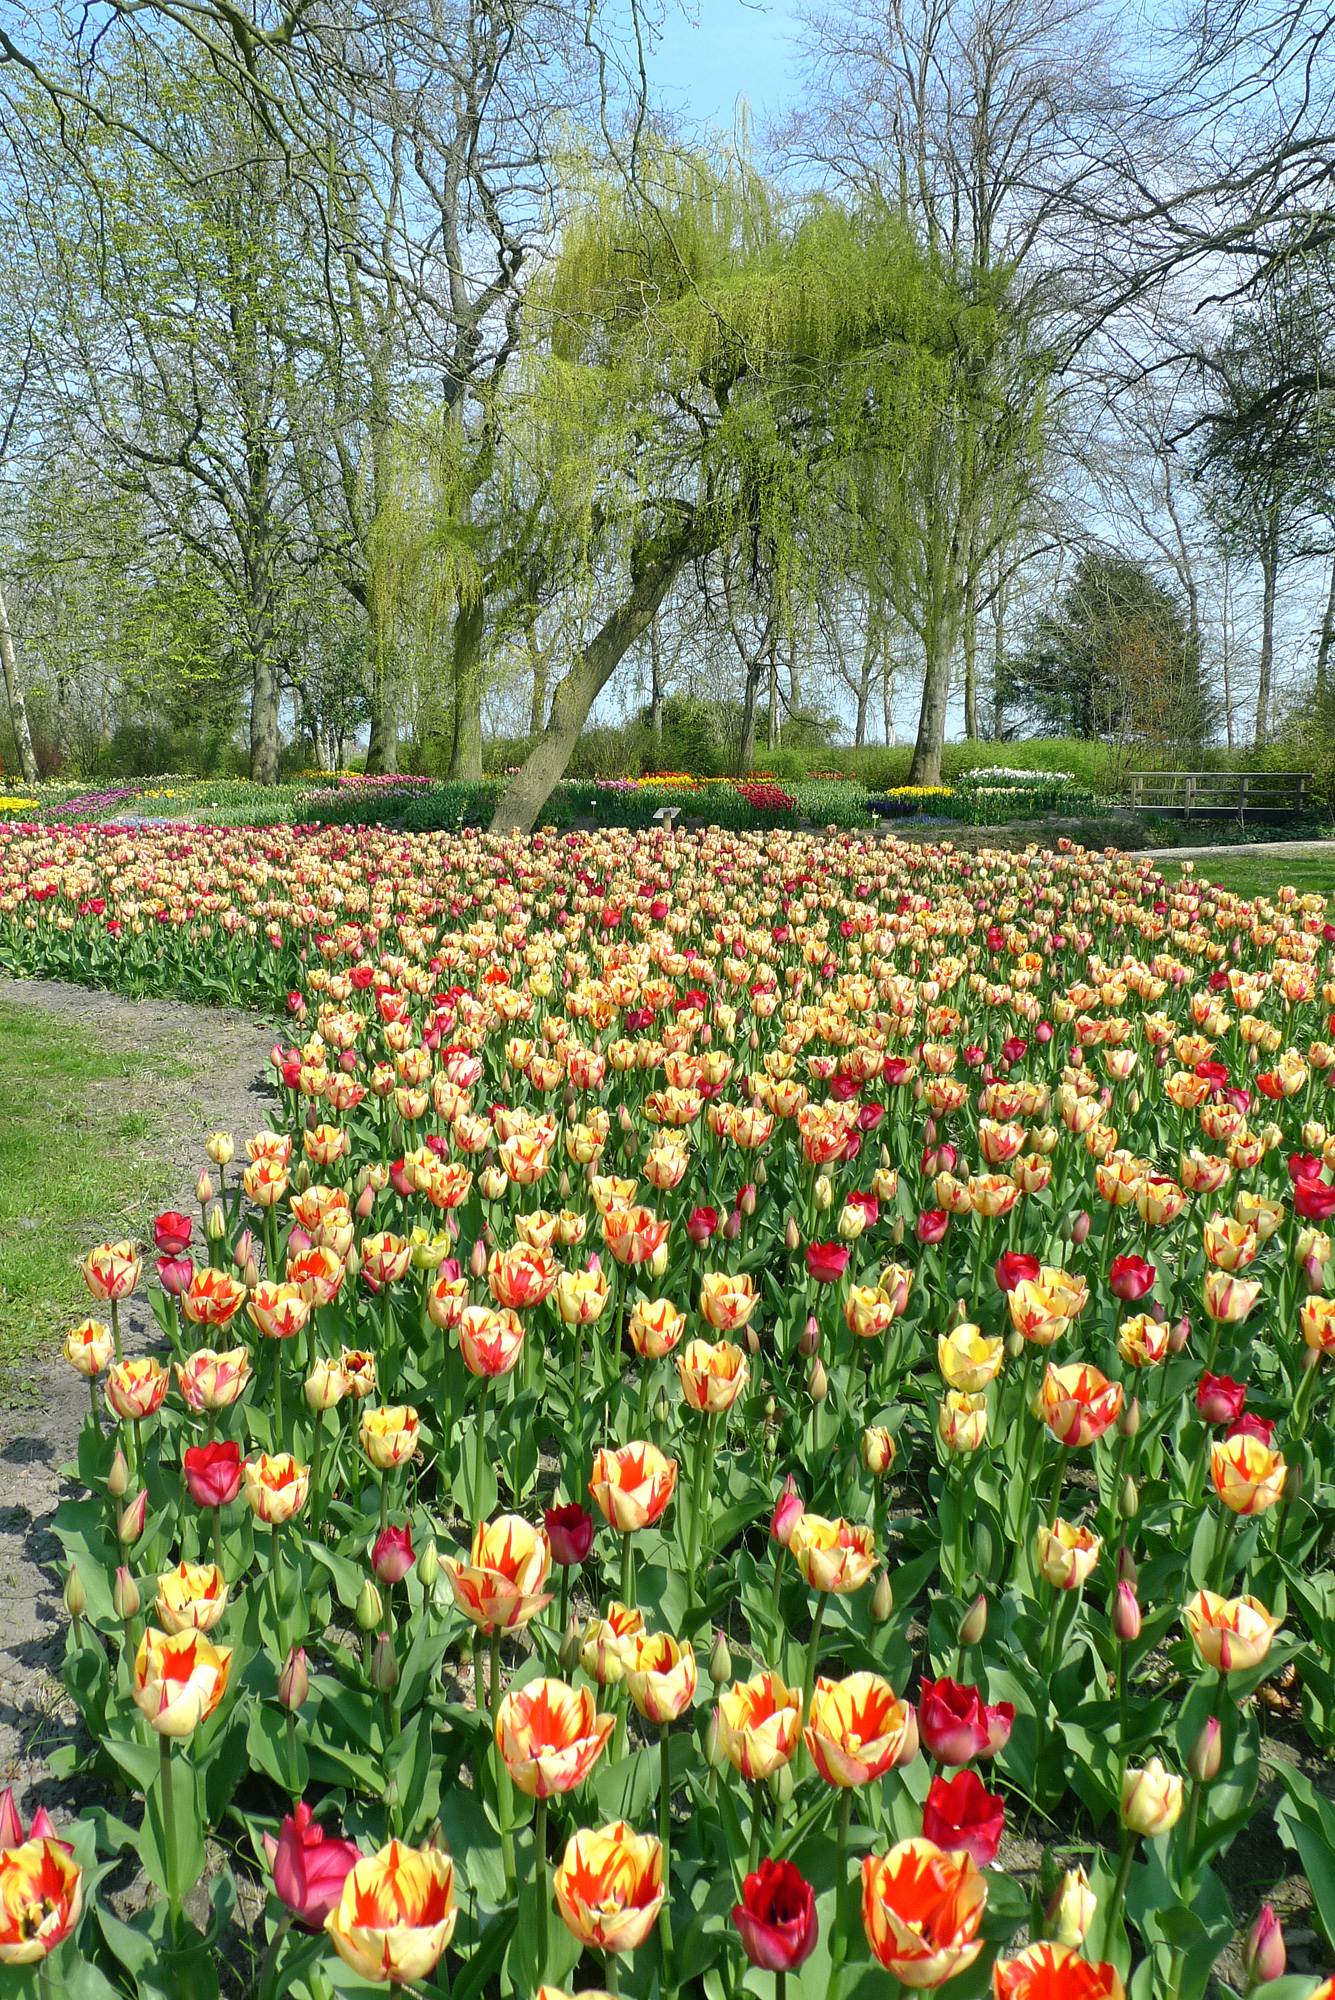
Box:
[1128,771,1310,822]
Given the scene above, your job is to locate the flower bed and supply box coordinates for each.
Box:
[0,827,1334,1999]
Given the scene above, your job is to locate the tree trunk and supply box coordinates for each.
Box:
[739,638,770,773]
[490,539,694,835]
[883,656,897,747]
[766,647,778,750]
[1256,537,1277,747]
[528,618,550,737]
[0,576,38,784]
[907,597,958,786]
[649,621,663,747]
[449,591,487,780]
[249,611,281,785]
[962,582,979,739]
[1315,552,1335,703]
[365,642,398,775]
[991,580,1006,740]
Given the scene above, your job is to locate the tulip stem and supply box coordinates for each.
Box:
[769,1544,787,1659]
[686,1413,716,1610]
[380,1467,389,1534]
[273,1339,284,1454]
[210,1504,225,1578]
[658,1723,677,1997]
[489,1623,515,1897]
[535,1793,549,1983]
[271,1521,285,1657]
[558,1563,570,1636]
[258,1909,294,2000]
[159,1731,181,1940]
[88,1375,100,1430]
[111,1297,122,1361]
[825,1787,853,2000]
[801,1592,828,1735]
[310,1410,324,1512]
[1046,1446,1070,1530]
[1101,1829,1136,1960]
[748,1779,765,1874]
[604,1951,622,1997]
[776,1974,786,2000]
[474,1379,490,1533]
[621,1530,635,1611]
[1207,1507,1239,1594]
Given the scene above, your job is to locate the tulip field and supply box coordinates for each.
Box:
[1,816,1335,2000]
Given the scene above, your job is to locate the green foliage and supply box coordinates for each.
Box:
[790,779,873,827]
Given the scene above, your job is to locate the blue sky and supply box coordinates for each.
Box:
[648,1,806,131]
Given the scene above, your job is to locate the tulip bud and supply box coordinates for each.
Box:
[205,1201,226,1243]
[356,1184,376,1220]
[559,1169,571,1200]
[755,1160,768,1187]
[1169,1315,1191,1354]
[418,1539,440,1590]
[1119,1396,1141,1438]
[468,1238,487,1279]
[118,1491,147,1545]
[709,1630,732,1685]
[807,1357,828,1401]
[653,1386,671,1435]
[1117,1545,1138,1585]
[740,1184,757,1218]
[232,1229,255,1270]
[1045,1866,1096,1948]
[1070,1210,1091,1245]
[345,1244,362,1279]
[107,1447,130,1498]
[196,1168,214,1205]
[113,1566,140,1619]
[1004,1330,1025,1360]
[1284,1463,1304,1506]
[1241,1906,1286,1991]
[278,1645,310,1710]
[958,1593,988,1647]
[871,1570,894,1624]
[1112,1581,1141,1643]
[293,1161,311,1193]
[63,1563,87,1622]
[891,1216,905,1244]
[1122,1473,1139,1519]
[1188,1716,1222,1784]
[370,1632,399,1692]
[723,1209,741,1242]
[746,1326,761,1356]
[798,1314,820,1358]
[243,1257,261,1292]
[768,1759,794,1807]
[355,1579,383,1631]
[814,1175,833,1211]
[559,1617,582,1676]
[705,1710,726,1770]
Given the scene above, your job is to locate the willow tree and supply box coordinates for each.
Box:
[489,145,974,833]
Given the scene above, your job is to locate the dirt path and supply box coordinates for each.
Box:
[0,979,276,1834]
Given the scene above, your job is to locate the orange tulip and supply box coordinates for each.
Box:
[488,1244,561,1309]
[699,1270,759,1332]
[495,1678,614,1796]
[603,1206,670,1267]
[244,1452,310,1524]
[444,1514,552,1631]
[0,1838,84,1962]
[175,1346,252,1411]
[625,1633,698,1723]
[861,1838,988,1988]
[324,1841,456,1983]
[286,1244,346,1306]
[132,1626,232,1735]
[246,1281,309,1341]
[554,1821,664,1955]
[1033,1363,1122,1447]
[106,1356,169,1421]
[717,1672,803,1779]
[1300,1296,1335,1352]
[1183,1590,1281,1671]
[677,1338,749,1413]
[182,1267,248,1328]
[82,1241,141,1303]
[63,1319,112,1379]
[156,1561,229,1634]
[805,1673,915,1787]
[627,1298,686,1359]
[458,1304,526,1378]
[993,1941,1124,2000]
[1210,1433,1286,1515]
[589,1442,678,1530]
[243,1158,290,1208]
[789,1514,876,1594]
[360,1405,420,1469]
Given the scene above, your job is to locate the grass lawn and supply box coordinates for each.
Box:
[1166,848,1334,907]
[0,1002,179,1360]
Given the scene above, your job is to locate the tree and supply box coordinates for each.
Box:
[1003,548,1207,758]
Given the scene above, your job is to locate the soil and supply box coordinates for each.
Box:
[0,978,276,1951]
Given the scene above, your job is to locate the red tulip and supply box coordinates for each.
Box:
[1228,1412,1276,1447]
[922,1770,1005,1868]
[918,1678,1014,1765]
[1109,1256,1155,1302]
[770,1474,804,1548]
[805,1242,850,1284]
[263,1802,361,1930]
[916,1210,950,1244]
[183,1440,243,1509]
[1197,1373,1246,1425]
[371,1525,415,1586]
[1289,1153,1322,1184]
[884,1056,915,1086]
[154,1211,193,1256]
[1294,1177,1335,1221]
[156,1254,194,1298]
[995,1252,1040,1294]
[732,1858,818,1972]
[544,1504,594,1566]
[687,1206,720,1245]
[1241,1905,1286,1989]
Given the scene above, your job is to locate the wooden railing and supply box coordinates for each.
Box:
[1128,770,1310,821]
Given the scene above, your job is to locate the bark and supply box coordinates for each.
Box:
[739,635,772,773]
[1256,530,1278,747]
[883,656,897,748]
[962,582,979,739]
[249,604,281,786]
[527,617,550,736]
[449,591,488,780]
[766,647,778,749]
[490,538,694,835]
[1315,553,1335,703]
[364,619,398,775]
[649,622,663,747]
[907,596,960,787]
[0,576,38,785]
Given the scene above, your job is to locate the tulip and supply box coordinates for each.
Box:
[771,1473,804,1547]
[1188,1717,1222,1783]
[277,1646,309,1710]
[458,1303,526,1378]
[580,1601,644,1685]
[588,1442,678,1531]
[64,1319,112,1380]
[1183,1590,1281,1671]
[1035,1520,1102,1590]
[155,1561,228,1634]
[624,1632,698,1723]
[1241,1905,1286,1991]
[789,1514,876,1595]
[995,1251,1040,1293]
[174,1346,252,1412]
[1202,1269,1263,1325]
[495,1677,615,1795]
[132,1627,233,1736]
[82,1241,141,1303]
[699,1270,759,1331]
[922,1769,1005,1868]
[1116,1314,1168,1369]
[184,1439,243,1509]
[1210,1434,1287,1515]
[545,1503,594,1566]
[118,1490,148,1545]
[994,1942,1123,2000]
[0,1838,84,1963]
[717,1672,803,1779]
[106,1357,169,1422]
[805,1241,850,1284]
[1033,1363,1123,1448]
[360,1406,420,1470]
[1197,1373,1247,1424]
[372,1525,415,1587]
[862,1426,896,1475]
[938,1325,1004,1392]
[1112,1582,1141,1643]
[733,1858,819,1972]
[554,1821,664,1955]
[324,1840,457,1983]
[1109,1255,1155,1301]
[861,1838,987,1988]
[555,1265,610,1325]
[243,1453,310,1525]
[917,1678,1013,1764]
[246,1281,309,1341]
[263,1801,361,1929]
[1121,1757,1183,1835]
[677,1338,749,1412]
[627,1298,686,1359]
[444,1515,552,1631]
[1044,1869,1097,1950]
[488,1243,561,1309]
[182,1266,249,1328]
[805,1673,915,1786]
[938,1390,988,1453]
